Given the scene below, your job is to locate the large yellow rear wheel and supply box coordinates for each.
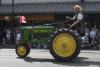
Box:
[53,33,76,57]
[50,29,81,61]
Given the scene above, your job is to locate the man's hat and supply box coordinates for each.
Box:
[73,5,82,11]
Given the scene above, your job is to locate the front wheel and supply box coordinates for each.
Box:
[16,44,30,57]
[49,29,81,61]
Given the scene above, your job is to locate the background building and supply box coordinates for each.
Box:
[0,0,100,28]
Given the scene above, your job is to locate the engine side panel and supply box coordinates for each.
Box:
[20,26,54,44]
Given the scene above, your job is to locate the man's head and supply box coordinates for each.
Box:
[73,5,82,13]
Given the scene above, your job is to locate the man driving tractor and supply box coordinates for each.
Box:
[67,5,84,36]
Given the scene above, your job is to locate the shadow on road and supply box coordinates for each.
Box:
[17,57,100,66]
[81,51,100,54]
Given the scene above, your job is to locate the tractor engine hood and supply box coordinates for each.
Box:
[20,26,54,33]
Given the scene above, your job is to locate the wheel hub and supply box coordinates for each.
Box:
[17,46,26,56]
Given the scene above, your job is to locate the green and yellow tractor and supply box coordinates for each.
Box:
[15,24,81,61]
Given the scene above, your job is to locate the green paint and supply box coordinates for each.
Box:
[20,26,54,44]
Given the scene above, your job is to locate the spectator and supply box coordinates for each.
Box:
[6,28,11,44]
[97,29,100,43]
[97,29,100,49]
[0,31,2,44]
[90,28,97,49]
[2,38,7,47]
[16,31,21,45]
[1,28,7,47]
[90,28,96,38]
[93,25,98,34]
[85,27,89,37]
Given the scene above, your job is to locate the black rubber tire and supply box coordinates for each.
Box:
[49,29,81,61]
[16,44,30,57]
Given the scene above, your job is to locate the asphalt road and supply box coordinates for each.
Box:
[0,49,100,67]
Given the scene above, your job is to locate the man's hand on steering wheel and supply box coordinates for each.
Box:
[66,16,71,20]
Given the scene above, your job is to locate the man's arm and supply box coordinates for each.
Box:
[69,19,81,28]
[66,16,75,20]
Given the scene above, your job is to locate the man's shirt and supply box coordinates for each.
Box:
[73,12,83,21]
[72,12,84,31]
